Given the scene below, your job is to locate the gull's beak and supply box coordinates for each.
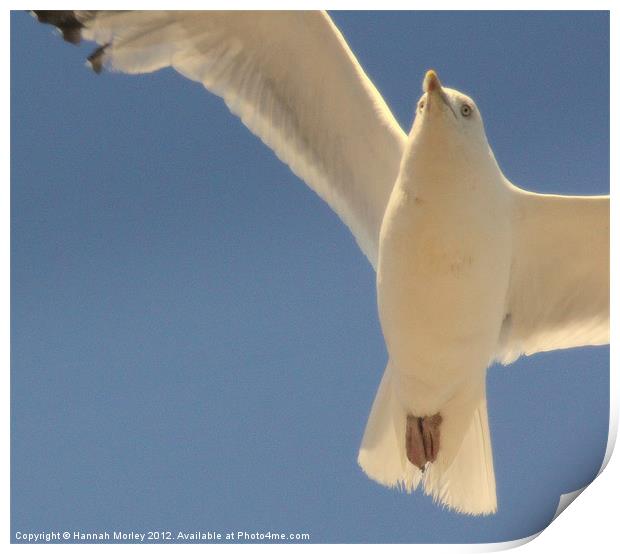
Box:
[423,69,442,94]
[423,69,456,118]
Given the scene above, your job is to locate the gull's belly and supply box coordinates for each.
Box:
[377,187,510,410]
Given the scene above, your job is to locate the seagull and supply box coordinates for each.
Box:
[33,10,609,515]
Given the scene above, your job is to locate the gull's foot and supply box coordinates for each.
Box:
[406,413,443,471]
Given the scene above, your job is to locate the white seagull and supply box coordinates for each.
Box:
[33,11,609,515]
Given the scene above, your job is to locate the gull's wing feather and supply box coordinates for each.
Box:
[36,10,406,268]
[496,187,609,364]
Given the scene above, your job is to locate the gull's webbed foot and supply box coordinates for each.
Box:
[406,413,443,471]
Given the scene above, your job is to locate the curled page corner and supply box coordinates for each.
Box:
[552,486,587,521]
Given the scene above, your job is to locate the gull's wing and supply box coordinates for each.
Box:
[34,10,407,268]
[496,187,609,364]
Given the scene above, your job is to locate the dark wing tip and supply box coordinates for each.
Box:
[32,10,107,74]
[32,10,83,44]
[87,45,108,74]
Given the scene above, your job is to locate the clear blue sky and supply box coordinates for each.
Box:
[11,11,609,544]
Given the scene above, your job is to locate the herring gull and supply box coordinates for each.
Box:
[33,10,609,515]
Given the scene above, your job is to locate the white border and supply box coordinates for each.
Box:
[5,1,616,550]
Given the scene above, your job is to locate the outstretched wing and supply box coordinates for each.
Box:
[496,187,609,364]
[34,10,407,268]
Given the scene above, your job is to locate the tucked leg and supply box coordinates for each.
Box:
[406,414,426,470]
[421,413,442,463]
[406,413,442,470]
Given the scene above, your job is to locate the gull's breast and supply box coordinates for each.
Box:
[376,180,511,411]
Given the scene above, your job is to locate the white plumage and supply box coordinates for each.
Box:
[34,10,609,515]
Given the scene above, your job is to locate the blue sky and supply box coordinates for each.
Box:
[11,11,609,544]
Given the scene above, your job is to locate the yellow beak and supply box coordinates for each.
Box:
[423,69,442,93]
[422,69,456,118]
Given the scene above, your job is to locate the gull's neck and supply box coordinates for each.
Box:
[398,125,505,198]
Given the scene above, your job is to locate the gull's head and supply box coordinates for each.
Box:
[402,70,501,180]
[412,69,488,148]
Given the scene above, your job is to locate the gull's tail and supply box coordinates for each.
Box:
[357,368,497,515]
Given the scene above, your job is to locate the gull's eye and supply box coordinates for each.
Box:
[418,100,425,111]
[460,104,472,117]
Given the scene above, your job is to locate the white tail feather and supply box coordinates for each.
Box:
[358,368,497,515]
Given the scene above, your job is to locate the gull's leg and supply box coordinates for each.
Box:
[421,413,442,463]
[406,413,443,470]
[406,415,426,470]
